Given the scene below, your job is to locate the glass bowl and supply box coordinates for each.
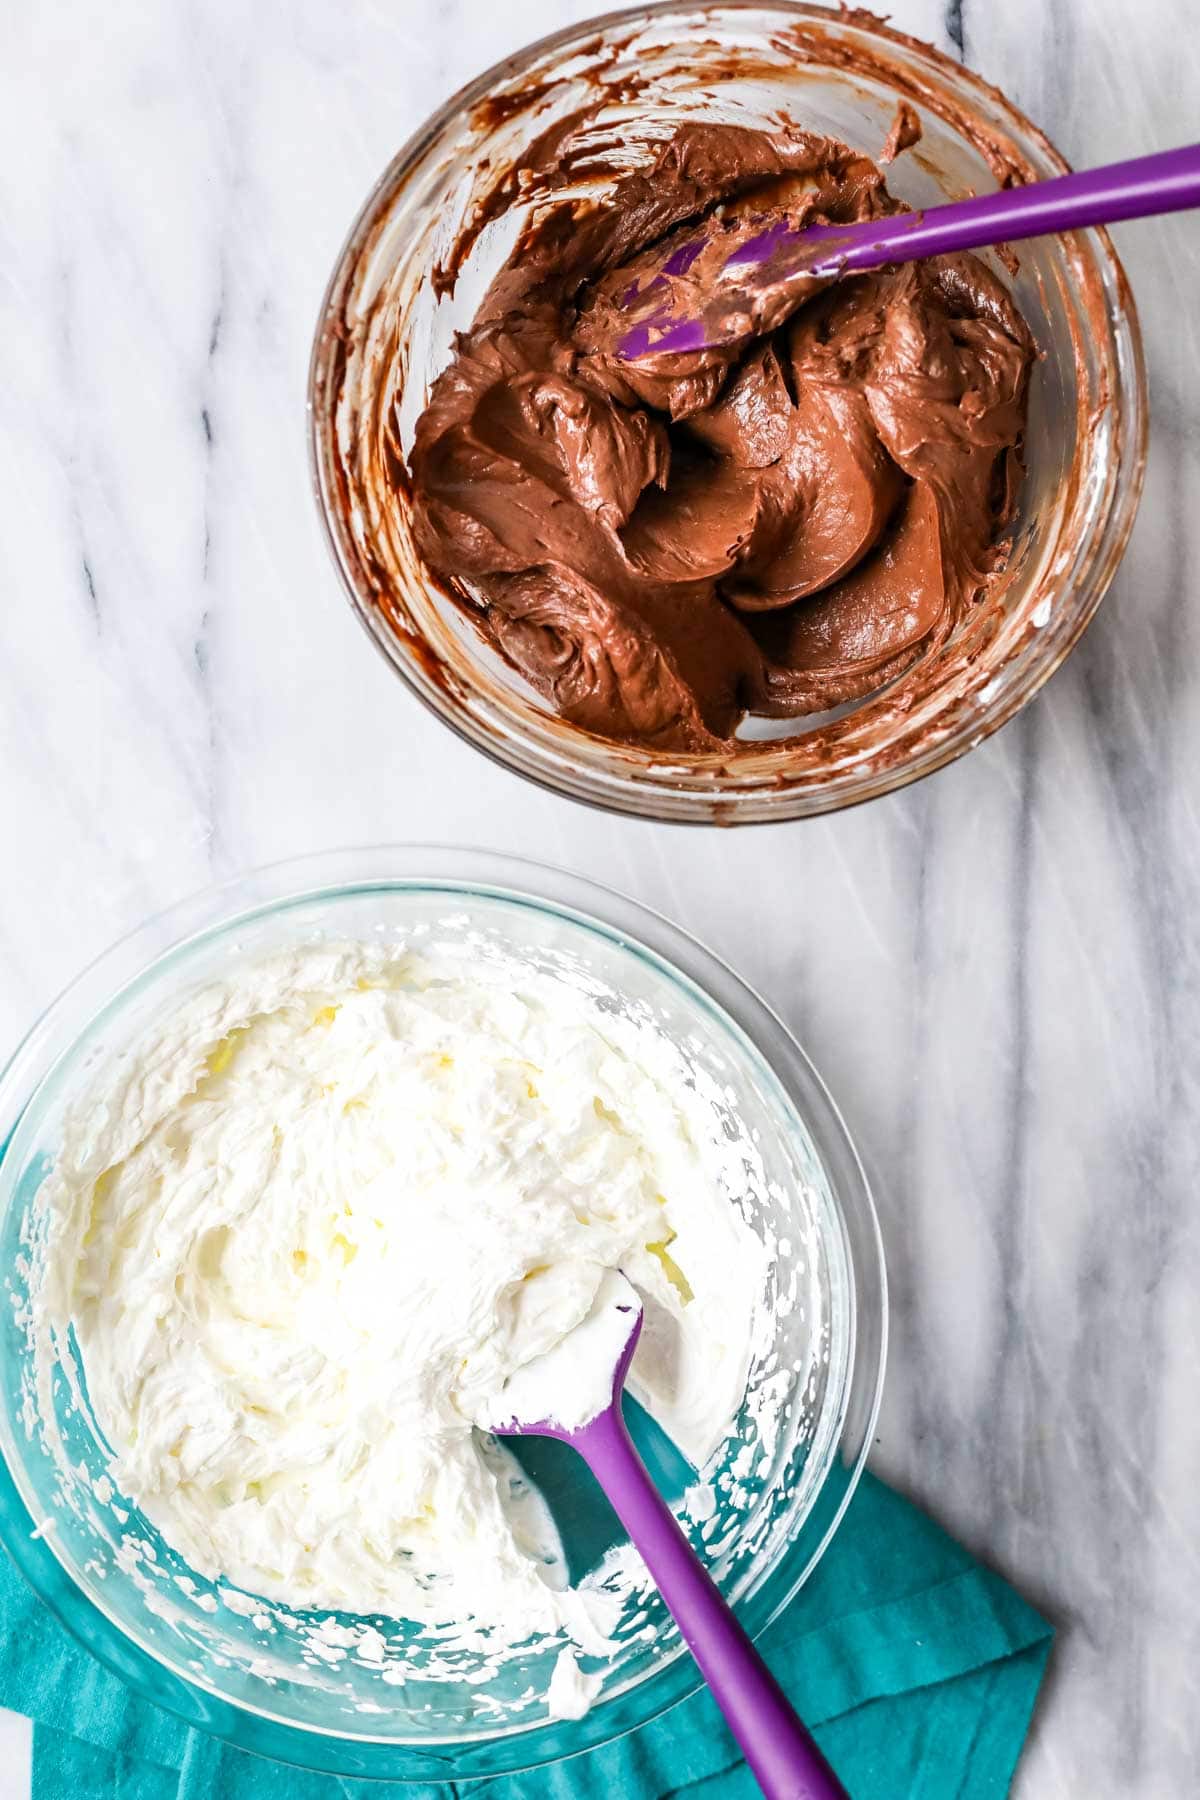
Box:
[308,2,1146,826]
[0,848,885,1779]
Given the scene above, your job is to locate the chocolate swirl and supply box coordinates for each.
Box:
[410,122,1034,750]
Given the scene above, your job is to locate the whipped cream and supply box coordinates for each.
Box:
[32,933,766,1693]
[480,1268,643,1434]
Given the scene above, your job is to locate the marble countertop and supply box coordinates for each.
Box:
[1,0,1197,1792]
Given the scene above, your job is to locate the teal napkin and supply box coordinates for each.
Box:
[0,1474,1052,1800]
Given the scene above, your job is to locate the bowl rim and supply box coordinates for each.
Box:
[306,0,1149,828]
[0,845,887,1777]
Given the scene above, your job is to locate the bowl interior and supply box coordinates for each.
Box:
[0,867,874,1776]
[311,2,1142,823]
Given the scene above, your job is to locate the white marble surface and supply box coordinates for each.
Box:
[1,0,1198,1794]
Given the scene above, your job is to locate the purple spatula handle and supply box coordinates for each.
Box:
[798,140,1200,275]
[573,1403,847,1800]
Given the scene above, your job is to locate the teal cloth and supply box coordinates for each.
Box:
[0,1474,1053,1799]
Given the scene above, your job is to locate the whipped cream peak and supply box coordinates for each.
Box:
[479,1267,642,1435]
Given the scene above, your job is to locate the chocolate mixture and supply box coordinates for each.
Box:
[409,122,1034,751]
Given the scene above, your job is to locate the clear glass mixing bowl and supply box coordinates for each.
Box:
[0,848,884,1779]
[309,2,1146,826]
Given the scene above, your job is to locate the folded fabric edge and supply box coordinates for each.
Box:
[661,1640,1055,1800]
[754,1563,1054,1729]
[33,1723,176,1800]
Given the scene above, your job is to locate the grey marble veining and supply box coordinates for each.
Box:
[2,1,1199,1793]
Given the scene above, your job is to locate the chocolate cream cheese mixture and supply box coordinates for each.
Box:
[410,122,1035,751]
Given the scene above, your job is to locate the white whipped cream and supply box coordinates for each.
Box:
[480,1268,642,1434]
[33,934,766,1694]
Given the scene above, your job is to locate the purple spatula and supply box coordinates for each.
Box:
[484,1271,848,1800]
[617,141,1200,359]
